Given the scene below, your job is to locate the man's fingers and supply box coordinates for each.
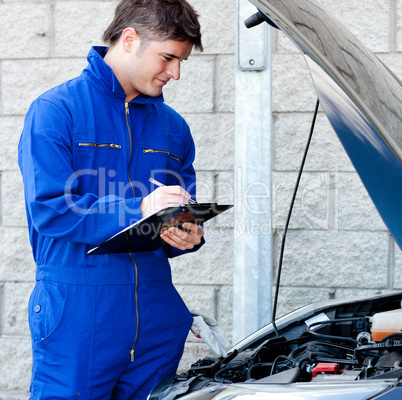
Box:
[168,225,203,244]
[141,185,193,218]
[161,230,189,250]
[182,222,204,236]
[160,224,203,250]
[156,185,191,203]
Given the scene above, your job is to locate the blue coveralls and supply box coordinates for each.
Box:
[18,46,202,400]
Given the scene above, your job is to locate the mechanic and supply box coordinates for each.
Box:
[18,0,207,398]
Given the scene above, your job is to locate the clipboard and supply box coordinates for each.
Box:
[88,203,233,255]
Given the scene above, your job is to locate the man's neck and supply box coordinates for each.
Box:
[103,46,139,102]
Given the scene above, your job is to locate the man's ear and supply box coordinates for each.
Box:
[121,27,139,53]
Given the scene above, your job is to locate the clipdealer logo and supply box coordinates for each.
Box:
[63,166,339,231]
[63,168,191,226]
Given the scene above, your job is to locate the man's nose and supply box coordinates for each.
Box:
[166,61,181,80]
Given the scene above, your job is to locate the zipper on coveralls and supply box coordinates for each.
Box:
[125,102,140,363]
[143,148,180,161]
[78,142,121,149]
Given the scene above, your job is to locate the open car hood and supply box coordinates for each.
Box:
[250,0,402,248]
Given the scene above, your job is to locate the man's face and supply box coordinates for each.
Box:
[123,38,193,100]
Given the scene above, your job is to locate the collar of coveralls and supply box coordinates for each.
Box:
[85,46,166,105]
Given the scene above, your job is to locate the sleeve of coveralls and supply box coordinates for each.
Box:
[163,119,205,259]
[18,99,142,246]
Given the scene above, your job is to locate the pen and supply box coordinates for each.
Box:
[149,178,196,204]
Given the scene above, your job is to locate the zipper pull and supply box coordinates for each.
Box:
[125,102,129,115]
[130,349,134,362]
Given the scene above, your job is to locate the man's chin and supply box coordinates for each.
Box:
[143,87,163,98]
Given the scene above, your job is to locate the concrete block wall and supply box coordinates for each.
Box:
[271,0,402,318]
[0,0,401,396]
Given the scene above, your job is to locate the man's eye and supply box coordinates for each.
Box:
[163,56,172,61]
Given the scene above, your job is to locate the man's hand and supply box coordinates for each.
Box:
[140,185,204,250]
[141,185,192,218]
[160,222,204,250]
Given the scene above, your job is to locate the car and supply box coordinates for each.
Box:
[148,0,402,398]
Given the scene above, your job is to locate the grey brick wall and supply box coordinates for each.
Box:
[0,0,401,396]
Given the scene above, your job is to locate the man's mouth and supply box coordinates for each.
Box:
[157,78,169,86]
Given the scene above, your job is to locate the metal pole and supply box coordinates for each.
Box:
[233,0,273,343]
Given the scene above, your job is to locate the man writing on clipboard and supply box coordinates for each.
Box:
[18,0,227,398]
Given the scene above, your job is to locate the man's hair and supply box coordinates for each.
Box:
[103,0,203,51]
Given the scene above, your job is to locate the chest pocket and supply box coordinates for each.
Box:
[72,129,122,170]
[141,133,184,184]
[72,129,123,194]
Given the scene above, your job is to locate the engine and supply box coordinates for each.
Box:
[154,295,402,399]
[180,330,402,386]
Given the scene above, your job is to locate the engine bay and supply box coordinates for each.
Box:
[157,293,402,398]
